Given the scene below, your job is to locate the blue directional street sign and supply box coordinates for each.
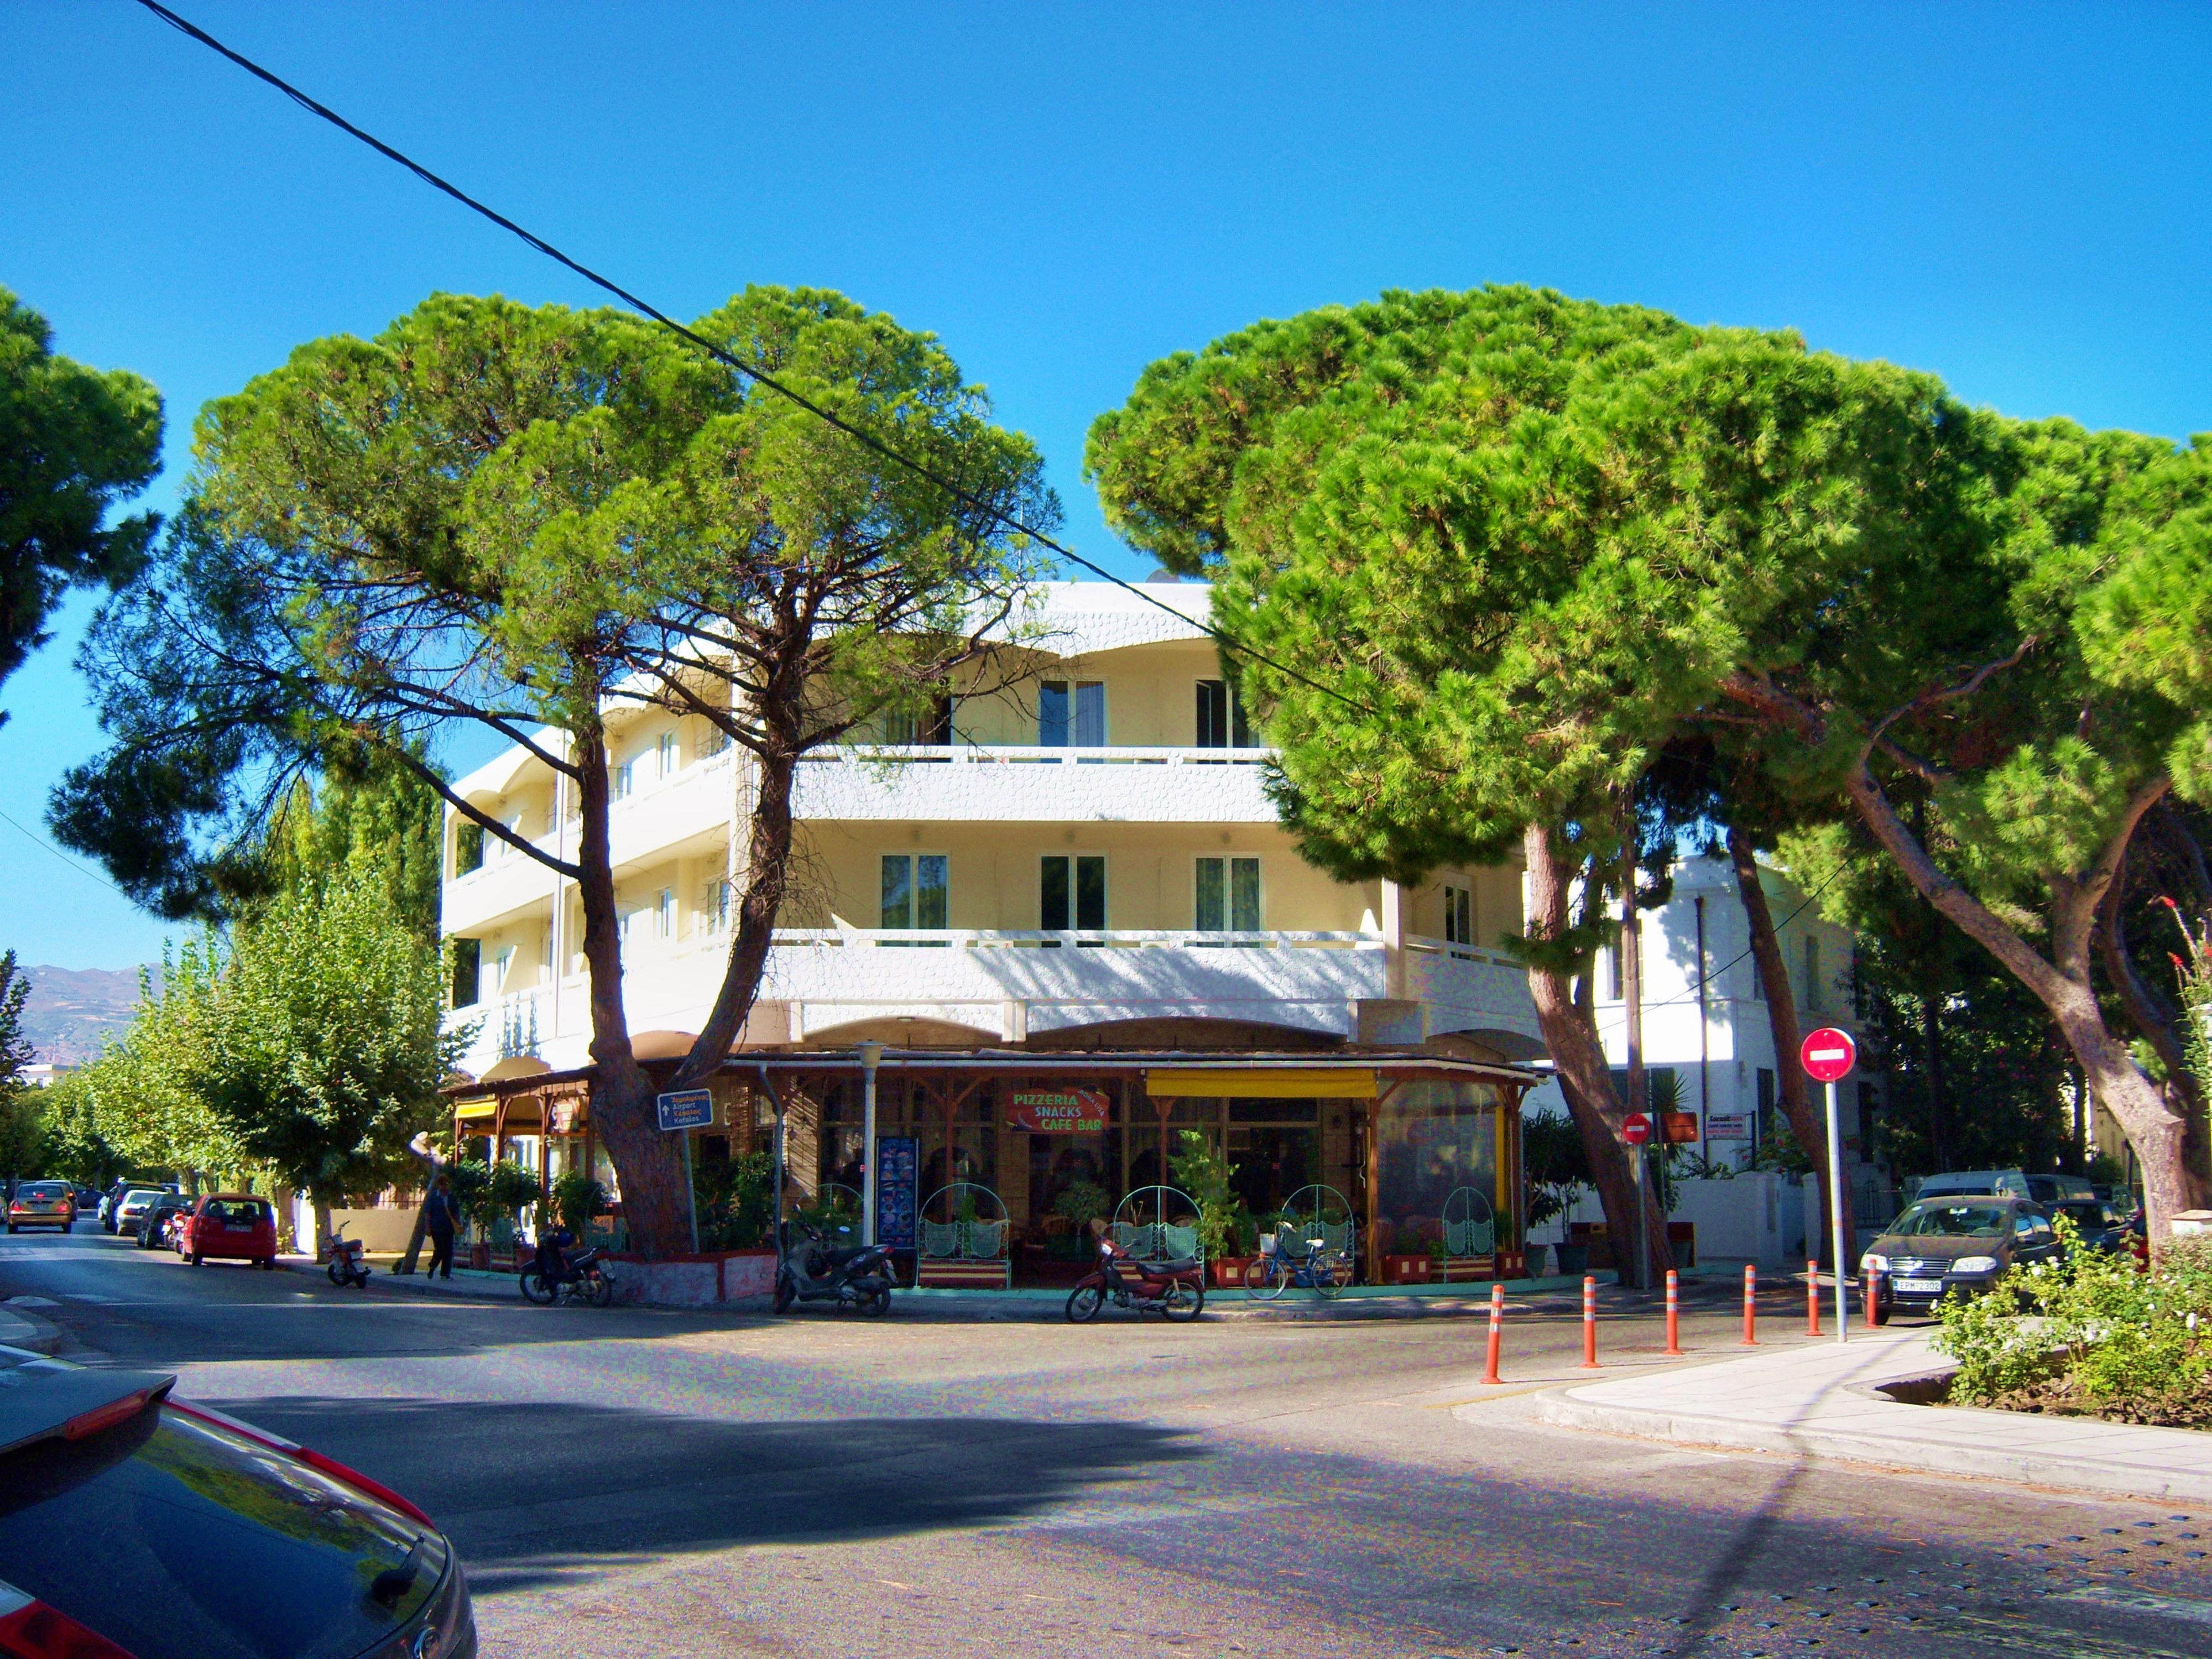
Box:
[656,1088,714,1131]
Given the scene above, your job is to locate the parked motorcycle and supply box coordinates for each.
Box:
[326,1222,371,1288]
[520,1234,614,1307]
[1065,1233,1204,1322]
[773,1221,894,1315]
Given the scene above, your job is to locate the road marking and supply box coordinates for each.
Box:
[2059,1585,2212,1629]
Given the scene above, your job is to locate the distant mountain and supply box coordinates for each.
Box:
[15,964,156,1067]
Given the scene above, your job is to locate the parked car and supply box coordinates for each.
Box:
[2047,1196,2126,1251]
[100,1180,178,1234]
[4,1182,74,1234]
[1860,1197,2064,1322]
[0,1344,474,1657]
[109,1188,176,1238]
[70,1185,99,1214]
[174,1193,279,1270]
[134,1194,191,1252]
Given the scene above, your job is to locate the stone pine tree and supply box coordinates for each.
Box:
[1088,285,1714,1274]
[0,287,163,724]
[56,289,1051,1256]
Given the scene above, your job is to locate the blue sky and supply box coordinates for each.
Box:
[4,2,2211,969]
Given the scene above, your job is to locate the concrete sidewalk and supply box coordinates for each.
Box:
[1529,1324,2212,1504]
[276,1254,525,1300]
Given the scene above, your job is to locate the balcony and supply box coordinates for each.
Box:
[448,925,1399,1076]
[792,744,1279,823]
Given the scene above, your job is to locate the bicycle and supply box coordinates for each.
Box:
[1243,1234,1349,1300]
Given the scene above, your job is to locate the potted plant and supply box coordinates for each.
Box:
[1050,1181,1109,1259]
[483,1160,540,1268]
[1524,1108,1592,1275]
[1376,1222,1428,1284]
[1170,1130,1253,1285]
[1424,1235,1450,1282]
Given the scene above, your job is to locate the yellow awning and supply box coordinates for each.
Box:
[1145,1067,1376,1100]
[452,1098,499,1121]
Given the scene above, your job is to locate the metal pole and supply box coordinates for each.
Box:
[1633,1142,1651,1293]
[1825,1076,1850,1343]
[680,1125,698,1255]
[858,1041,883,1247]
[759,1067,788,1270]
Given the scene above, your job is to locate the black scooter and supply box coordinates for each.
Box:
[774,1220,894,1315]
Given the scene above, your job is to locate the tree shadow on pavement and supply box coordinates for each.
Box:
[215,1396,1207,1594]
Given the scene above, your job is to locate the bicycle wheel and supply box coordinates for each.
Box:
[1065,1284,1104,1323]
[1310,1253,1347,1300]
[518,1270,556,1305]
[1161,1280,1204,1322]
[1243,1255,1286,1301]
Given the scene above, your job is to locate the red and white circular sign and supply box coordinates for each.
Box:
[1801,1027,1858,1084]
[1621,1113,1653,1147]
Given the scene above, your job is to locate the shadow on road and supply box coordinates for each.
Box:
[210,1395,1207,1593]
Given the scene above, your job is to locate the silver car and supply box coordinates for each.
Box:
[111,1188,176,1234]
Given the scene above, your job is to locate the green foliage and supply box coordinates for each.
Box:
[1051,1180,1110,1228]
[0,287,163,719]
[1936,1220,2212,1422]
[1752,1113,1818,1177]
[693,1150,776,1251]
[550,1169,609,1238]
[446,1159,494,1232]
[71,945,247,1179]
[187,872,458,1204]
[1522,1108,1592,1231]
[482,1160,541,1222]
[1168,1128,1248,1259]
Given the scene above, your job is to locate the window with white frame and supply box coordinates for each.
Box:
[1041,854,1105,932]
[701,876,733,935]
[655,887,676,941]
[1039,681,1105,747]
[697,721,729,758]
[611,755,636,800]
[1194,856,1260,932]
[656,731,679,780]
[880,854,948,930]
[1442,884,1473,951]
[1194,680,1251,749]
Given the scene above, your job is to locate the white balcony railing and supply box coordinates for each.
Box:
[768,926,1376,951]
[797,744,1274,767]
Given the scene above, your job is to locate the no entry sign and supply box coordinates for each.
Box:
[1801,1028,1857,1084]
[1621,1113,1653,1147]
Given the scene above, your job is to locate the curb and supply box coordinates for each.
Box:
[0,1306,65,1355]
[1532,1389,2212,1505]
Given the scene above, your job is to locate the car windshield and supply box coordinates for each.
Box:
[1891,1202,2011,1238]
[20,1183,66,1198]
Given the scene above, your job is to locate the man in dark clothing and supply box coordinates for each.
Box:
[422,1173,457,1280]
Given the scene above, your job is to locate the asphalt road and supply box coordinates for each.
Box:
[6,1226,2210,1658]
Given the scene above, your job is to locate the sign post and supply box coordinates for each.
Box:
[1799,1028,1858,1344]
[857,1042,883,1246]
[656,1088,714,1256]
[1623,1112,1653,1291]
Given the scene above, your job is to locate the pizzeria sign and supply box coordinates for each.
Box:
[1007,1087,1110,1134]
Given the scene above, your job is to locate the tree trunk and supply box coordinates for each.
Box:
[1524,823,1674,1282]
[1725,827,1847,1270]
[1838,763,2210,1242]
[570,727,691,1258]
[2095,870,2212,1191]
[672,747,797,1089]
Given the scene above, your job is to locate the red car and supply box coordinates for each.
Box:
[175,1193,278,1269]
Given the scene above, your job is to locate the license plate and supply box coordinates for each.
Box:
[1896,1277,1943,1294]
[226,1224,253,1233]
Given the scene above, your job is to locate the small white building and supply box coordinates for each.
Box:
[1525,853,1877,1177]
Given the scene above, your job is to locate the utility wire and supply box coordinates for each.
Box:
[133,0,1373,718]
[0,807,131,899]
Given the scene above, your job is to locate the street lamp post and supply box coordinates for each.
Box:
[857,1040,883,1246]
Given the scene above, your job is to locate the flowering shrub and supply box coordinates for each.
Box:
[1934,1218,2212,1425]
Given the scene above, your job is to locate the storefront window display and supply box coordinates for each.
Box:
[1374,1079,1504,1257]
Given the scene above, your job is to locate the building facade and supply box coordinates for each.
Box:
[440,582,1548,1280]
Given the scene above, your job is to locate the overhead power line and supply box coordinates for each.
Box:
[133,0,1371,717]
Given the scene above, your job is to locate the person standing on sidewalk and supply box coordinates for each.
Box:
[422,1173,457,1280]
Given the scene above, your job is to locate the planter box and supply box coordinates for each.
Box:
[604,1248,778,1307]
[1381,1254,1431,1285]
[1211,1257,1252,1288]
[468,1242,491,1271]
[1434,1256,1495,1283]
[1667,1220,1696,1267]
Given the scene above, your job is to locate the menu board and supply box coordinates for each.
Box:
[876,1135,918,1250]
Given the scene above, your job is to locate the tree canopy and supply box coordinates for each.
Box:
[0,288,163,723]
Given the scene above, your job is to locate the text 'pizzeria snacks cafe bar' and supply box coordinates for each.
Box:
[454,1045,1541,1290]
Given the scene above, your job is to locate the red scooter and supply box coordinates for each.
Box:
[1065,1230,1205,1322]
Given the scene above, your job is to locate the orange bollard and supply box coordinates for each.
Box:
[1580,1274,1600,1369]
[1741,1263,1759,1345]
[1807,1258,1822,1337]
[1864,1266,1882,1328]
[1663,1269,1683,1355]
[1482,1282,1505,1384]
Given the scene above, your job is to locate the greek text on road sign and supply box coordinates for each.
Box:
[656,1089,714,1131]
[1800,1028,1857,1084]
[1622,1113,1653,1146]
